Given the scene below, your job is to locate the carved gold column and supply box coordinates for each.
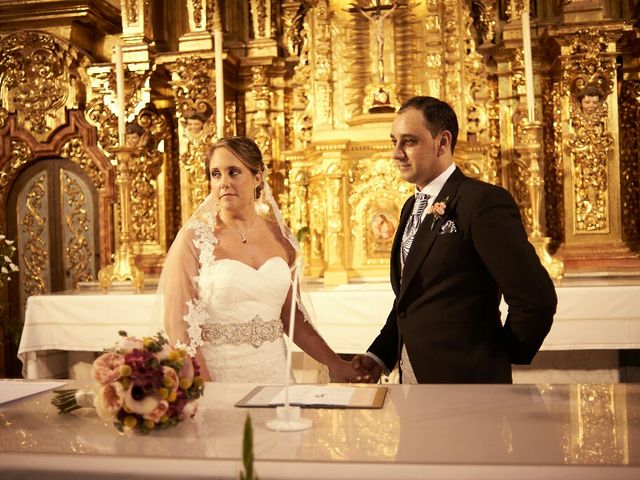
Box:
[180,0,215,52]
[98,147,144,291]
[120,0,154,66]
[516,121,564,279]
[319,147,349,286]
[549,11,640,273]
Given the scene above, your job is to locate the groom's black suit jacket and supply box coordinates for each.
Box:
[369,167,557,383]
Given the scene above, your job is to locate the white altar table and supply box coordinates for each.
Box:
[0,382,638,479]
[18,281,640,379]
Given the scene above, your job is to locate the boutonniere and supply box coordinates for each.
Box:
[426,196,449,230]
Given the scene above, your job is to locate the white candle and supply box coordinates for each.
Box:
[521,0,535,122]
[284,262,300,407]
[214,30,225,138]
[114,44,127,146]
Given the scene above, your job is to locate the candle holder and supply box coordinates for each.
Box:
[517,120,564,281]
[97,146,145,291]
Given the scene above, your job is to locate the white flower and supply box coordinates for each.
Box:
[0,234,5,240]
[1,267,8,274]
[3,255,11,263]
[9,263,18,272]
[5,239,14,245]
[123,384,160,415]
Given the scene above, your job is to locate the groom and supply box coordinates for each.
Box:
[353,96,557,383]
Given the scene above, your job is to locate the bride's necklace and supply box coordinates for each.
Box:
[220,213,258,244]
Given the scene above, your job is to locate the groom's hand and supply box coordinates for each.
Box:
[351,354,382,383]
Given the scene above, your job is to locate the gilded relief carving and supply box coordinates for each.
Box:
[60,170,95,288]
[169,56,217,217]
[20,174,48,298]
[127,109,169,245]
[282,1,309,58]
[312,1,333,126]
[542,78,565,247]
[0,31,84,142]
[127,0,139,24]
[564,31,616,233]
[619,80,640,242]
[250,0,269,39]
[192,0,204,28]
[348,155,412,265]
[470,0,496,45]
[59,138,106,191]
[0,141,33,192]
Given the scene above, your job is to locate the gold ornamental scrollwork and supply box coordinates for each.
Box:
[127,108,169,245]
[171,56,215,123]
[0,31,82,141]
[0,140,33,192]
[59,138,106,191]
[563,30,616,234]
[21,173,49,298]
[61,170,95,287]
[348,154,412,268]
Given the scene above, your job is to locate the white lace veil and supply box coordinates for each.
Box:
[149,147,311,356]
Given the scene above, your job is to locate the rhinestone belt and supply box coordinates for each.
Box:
[201,316,283,349]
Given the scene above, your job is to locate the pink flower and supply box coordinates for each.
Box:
[92,352,125,385]
[426,196,450,230]
[94,383,124,420]
[144,400,169,423]
[427,202,446,217]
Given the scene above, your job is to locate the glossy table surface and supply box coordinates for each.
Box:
[1,382,639,479]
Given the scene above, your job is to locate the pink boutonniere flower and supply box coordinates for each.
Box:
[426,196,449,230]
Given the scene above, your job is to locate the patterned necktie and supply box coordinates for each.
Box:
[401,193,430,263]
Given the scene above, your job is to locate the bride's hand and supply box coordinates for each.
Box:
[330,359,363,383]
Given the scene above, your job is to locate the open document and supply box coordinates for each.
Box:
[236,384,387,409]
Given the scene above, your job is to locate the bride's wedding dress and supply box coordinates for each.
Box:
[194,254,291,383]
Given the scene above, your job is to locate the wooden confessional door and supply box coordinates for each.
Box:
[6,159,100,324]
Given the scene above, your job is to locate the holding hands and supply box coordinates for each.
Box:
[327,355,383,383]
[351,354,383,383]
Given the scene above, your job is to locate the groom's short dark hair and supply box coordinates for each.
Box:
[399,96,459,153]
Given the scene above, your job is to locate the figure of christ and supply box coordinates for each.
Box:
[349,1,398,83]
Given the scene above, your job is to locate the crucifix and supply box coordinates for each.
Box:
[349,1,398,83]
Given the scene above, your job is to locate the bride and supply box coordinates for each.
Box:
[160,136,357,383]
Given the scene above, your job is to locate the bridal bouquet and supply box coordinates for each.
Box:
[52,331,204,434]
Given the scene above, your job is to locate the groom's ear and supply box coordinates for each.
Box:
[437,131,452,153]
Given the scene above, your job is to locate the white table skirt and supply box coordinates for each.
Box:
[18,281,640,378]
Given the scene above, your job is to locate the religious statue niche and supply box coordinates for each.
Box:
[348,0,402,114]
[348,154,412,275]
[567,79,613,233]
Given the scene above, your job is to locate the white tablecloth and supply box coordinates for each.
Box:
[18,281,640,378]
